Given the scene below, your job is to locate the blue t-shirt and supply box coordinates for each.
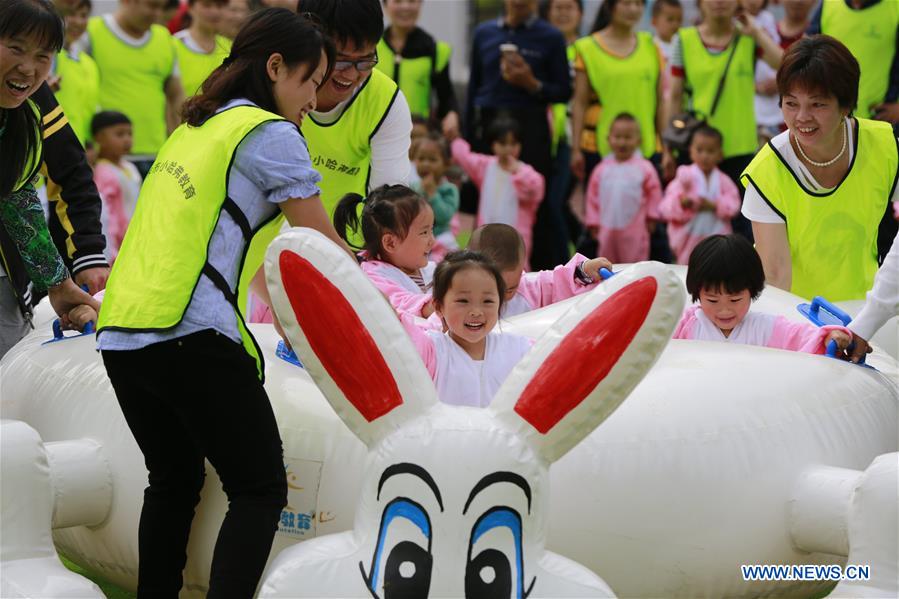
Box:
[98,99,321,351]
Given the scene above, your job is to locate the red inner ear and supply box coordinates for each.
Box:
[514,277,657,434]
[279,251,403,422]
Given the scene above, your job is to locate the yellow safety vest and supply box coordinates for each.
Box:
[174,34,231,98]
[237,69,399,322]
[87,17,176,155]
[55,50,100,145]
[821,0,899,119]
[680,27,757,158]
[550,44,576,156]
[376,34,450,119]
[12,100,44,193]
[741,118,898,301]
[98,105,288,379]
[574,31,660,157]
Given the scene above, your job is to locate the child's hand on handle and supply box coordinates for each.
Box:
[582,257,613,281]
[62,304,98,332]
[825,329,852,356]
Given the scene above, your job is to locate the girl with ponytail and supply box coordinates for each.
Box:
[333,184,438,318]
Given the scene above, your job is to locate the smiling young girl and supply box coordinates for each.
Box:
[335,184,438,317]
[673,234,851,354]
[401,250,533,407]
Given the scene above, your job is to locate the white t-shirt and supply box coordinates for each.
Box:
[849,233,899,340]
[310,83,412,190]
[742,118,899,224]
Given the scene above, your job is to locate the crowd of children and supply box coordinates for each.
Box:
[13,0,894,405]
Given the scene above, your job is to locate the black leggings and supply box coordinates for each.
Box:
[103,330,287,598]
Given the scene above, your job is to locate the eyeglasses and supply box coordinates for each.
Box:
[333,57,379,72]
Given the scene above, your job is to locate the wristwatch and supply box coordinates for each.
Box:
[574,261,595,285]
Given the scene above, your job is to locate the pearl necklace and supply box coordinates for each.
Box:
[794,120,847,168]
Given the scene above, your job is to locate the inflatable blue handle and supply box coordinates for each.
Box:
[49,318,94,341]
[824,339,869,366]
[276,340,303,368]
[599,268,615,281]
[808,296,852,327]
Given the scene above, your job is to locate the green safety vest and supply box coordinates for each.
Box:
[376,34,450,119]
[821,0,899,119]
[98,105,287,379]
[87,18,176,155]
[681,27,757,159]
[55,50,100,145]
[550,44,576,156]
[174,34,231,98]
[574,31,660,158]
[741,118,898,301]
[236,69,399,320]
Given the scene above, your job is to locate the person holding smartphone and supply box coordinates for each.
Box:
[464,0,571,271]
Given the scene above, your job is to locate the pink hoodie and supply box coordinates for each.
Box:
[451,138,545,260]
[673,305,850,354]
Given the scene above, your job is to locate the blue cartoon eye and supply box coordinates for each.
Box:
[465,507,532,599]
[362,497,433,599]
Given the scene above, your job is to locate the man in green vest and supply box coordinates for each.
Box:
[809,0,899,125]
[85,0,185,177]
[299,0,412,219]
[240,0,412,316]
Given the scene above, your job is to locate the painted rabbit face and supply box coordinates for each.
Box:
[260,228,685,598]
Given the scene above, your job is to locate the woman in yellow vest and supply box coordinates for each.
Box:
[571,0,664,182]
[741,35,898,302]
[173,0,232,97]
[54,0,100,146]
[663,0,782,239]
[377,0,459,135]
[0,0,100,357]
[97,10,348,595]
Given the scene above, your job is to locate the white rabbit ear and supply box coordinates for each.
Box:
[491,263,685,464]
[265,228,439,448]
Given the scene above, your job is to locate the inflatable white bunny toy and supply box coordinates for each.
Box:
[258,228,685,597]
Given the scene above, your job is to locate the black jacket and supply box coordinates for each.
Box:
[0,82,108,316]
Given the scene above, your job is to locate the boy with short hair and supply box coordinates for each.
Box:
[91,111,142,263]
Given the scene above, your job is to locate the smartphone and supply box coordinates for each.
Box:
[499,43,519,55]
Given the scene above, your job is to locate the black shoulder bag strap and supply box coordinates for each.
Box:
[708,36,739,118]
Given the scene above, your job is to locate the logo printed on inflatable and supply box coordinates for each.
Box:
[259,228,685,597]
[278,458,322,539]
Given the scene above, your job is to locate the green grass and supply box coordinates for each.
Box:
[61,555,135,599]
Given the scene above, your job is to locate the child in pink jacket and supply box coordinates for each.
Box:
[585,114,663,263]
[673,235,852,354]
[401,251,534,407]
[467,223,612,318]
[450,117,545,262]
[334,185,438,318]
[659,126,741,264]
